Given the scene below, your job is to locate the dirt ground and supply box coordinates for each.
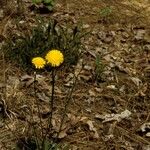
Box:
[0,0,150,149]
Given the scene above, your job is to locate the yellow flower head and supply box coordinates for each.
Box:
[32,57,46,69]
[45,50,64,67]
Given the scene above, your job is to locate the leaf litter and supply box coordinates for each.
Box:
[0,0,150,149]
[52,113,99,139]
[95,109,132,123]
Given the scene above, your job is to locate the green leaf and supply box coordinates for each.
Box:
[47,5,53,11]
[43,140,51,149]
[32,0,42,4]
[99,7,112,17]
[44,0,53,4]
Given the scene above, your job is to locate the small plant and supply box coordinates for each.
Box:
[98,6,113,24]
[32,50,64,131]
[16,137,69,150]
[15,49,76,149]
[3,19,86,70]
[99,6,112,17]
[2,19,85,149]
[32,0,55,12]
[95,54,105,83]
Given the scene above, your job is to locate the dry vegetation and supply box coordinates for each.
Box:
[0,0,150,149]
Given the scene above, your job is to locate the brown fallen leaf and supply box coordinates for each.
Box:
[130,77,142,87]
[74,59,83,77]
[140,122,150,137]
[86,120,99,139]
[134,29,146,40]
[52,114,99,139]
[68,114,99,139]
[95,109,131,123]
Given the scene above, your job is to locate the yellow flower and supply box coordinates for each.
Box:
[45,50,64,67]
[32,57,46,69]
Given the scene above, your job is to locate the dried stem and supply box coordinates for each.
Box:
[56,72,79,140]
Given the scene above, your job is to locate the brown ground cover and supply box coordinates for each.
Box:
[0,0,150,149]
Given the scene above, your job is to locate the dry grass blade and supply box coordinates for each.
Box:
[116,126,150,145]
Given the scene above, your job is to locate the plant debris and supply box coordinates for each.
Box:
[95,109,132,123]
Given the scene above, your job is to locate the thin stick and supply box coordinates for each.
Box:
[116,126,150,145]
[56,72,79,140]
[48,69,55,130]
